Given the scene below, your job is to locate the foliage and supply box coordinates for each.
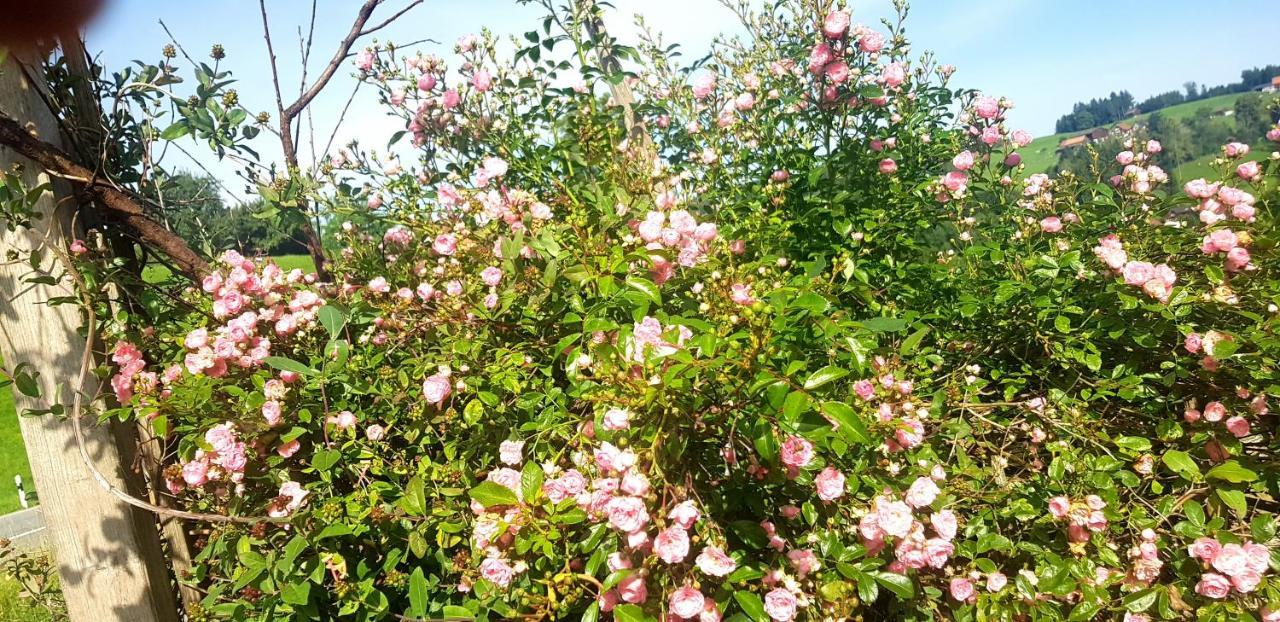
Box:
[12,1,1280,621]
[0,543,66,621]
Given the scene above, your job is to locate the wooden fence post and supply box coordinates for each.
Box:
[0,51,178,621]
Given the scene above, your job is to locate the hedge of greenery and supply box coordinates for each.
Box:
[81,2,1280,620]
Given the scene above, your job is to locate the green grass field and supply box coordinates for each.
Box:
[0,361,35,516]
[142,253,316,283]
[0,574,59,622]
[1019,92,1255,175]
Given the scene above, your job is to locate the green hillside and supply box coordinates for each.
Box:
[1019,92,1257,175]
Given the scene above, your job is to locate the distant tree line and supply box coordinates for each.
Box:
[146,172,309,258]
[1057,92,1277,179]
[1054,64,1280,133]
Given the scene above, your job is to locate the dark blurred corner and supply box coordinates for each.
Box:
[0,0,105,47]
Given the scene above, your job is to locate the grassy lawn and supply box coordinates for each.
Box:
[0,362,35,516]
[0,573,60,622]
[142,253,316,283]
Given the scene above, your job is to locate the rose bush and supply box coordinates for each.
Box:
[74,1,1280,620]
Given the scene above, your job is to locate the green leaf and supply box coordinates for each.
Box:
[873,571,915,599]
[733,591,767,622]
[521,461,544,503]
[820,401,870,445]
[1161,450,1201,481]
[1122,587,1158,612]
[1114,436,1152,452]
[1206,461,1258,483]
[624,277,661,305]
[442,606,474,620]
[1215,488,1248,515]
[899,326,930,356]
[859,317,909,332]
[401,476,427,515]
[263,356,318,376]
[318,305,346,339]
[311,449,340,471]
[469,481,520,507]
[613,604,654,622]
[281,581,310,606]
[160,120,190,140]
[803,365,848,390]
[1054,315,1072,333]
[408,567,428,617]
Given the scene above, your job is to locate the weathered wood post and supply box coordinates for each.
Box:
[0,51,177,621]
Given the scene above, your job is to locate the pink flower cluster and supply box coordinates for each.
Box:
[852,368,927,453]
[858,481,957,574]
[1200,228,1253,273]
[1184,178,1257,225]
[1092,235,1177,303]
[1125,529,1163,587]
[624,316,692,364]
[169,422,248,493]
[1183,396,1260,439]
[109,340,158,403]
[635,209,719,284]
[805,11,893,105]
[186,252,324,377]
[1047,494,1108,542]
[1189,537,1270,598]
[1109,147,1168,194]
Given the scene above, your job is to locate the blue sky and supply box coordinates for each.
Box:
[84,1,1280,203]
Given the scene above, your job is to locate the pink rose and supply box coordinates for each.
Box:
[822,10,850,38]
[949,577,974,601]
[930,509,958,540]
[276,439,301,458]
[1225,416,1251,438]
[433,233,458,256]
[365,424,386,441]
[696,546,737,577]
[779,436,815,472]
[618,574,647,603]
[986,572,1008,592]
[952,151,975,171]
[181,460,208,486]
[815,467,846,502]
[871,498,910,538]
[655,526,690,564]
[691,72,717,99]
[499,439,524,465]
[787,549,820,576]
[1203,401,1226,423]
[669,500,701,529]
[878,158,898,174]
[973,96,999,120]
[669,587,706,619]
[904,476,940,508]
[1048,496,1070,519]
[602,407,632,431]
[1184,332,1202,353]
[422,373,452,406]
[859,31,886,53]
[606,496,649,533]
[1040,216,1063,233]
[480,266,503,287]
[763,588,797,622]
[1212,543,1249,577]
[1188,537,1222,562]
[478,556,515,587]
[1194,572,1231,599]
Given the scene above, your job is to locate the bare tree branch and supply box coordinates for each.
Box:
[0,113,209,277]
[359,0,424,37]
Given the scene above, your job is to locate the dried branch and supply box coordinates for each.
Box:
[359,0,424,37]
[0,113,209,277]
